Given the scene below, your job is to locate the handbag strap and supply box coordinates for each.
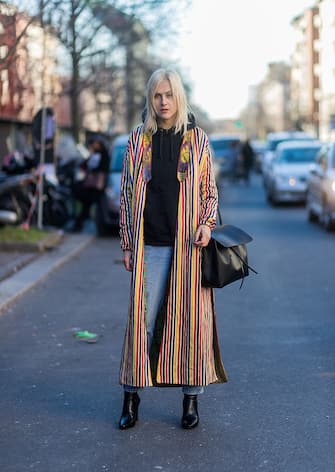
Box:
[217,207,223,226]
[229,247,258,275]
[229,246,258,289]
[216,206,258,289]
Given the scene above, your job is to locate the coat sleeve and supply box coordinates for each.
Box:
[199,133,218,230]
[119,135,134,251]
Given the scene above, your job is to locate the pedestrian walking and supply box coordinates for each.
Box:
[118,68,228,430]
[71,136,110,232]
[239,138,255,184]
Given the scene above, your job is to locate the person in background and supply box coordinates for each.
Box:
[71,137,110,232]
[118,68,227,430]
[239,138,255,184]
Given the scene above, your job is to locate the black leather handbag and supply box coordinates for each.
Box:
[202,219,257,289]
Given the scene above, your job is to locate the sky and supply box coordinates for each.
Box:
[173,0,315,120]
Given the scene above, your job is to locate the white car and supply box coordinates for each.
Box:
[265,140,322,204]
[262,131,315,186]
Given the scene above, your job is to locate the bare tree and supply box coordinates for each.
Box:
[5,0,190,139]
[0,1,49,71]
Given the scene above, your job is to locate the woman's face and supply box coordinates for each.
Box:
[153,79,177,128]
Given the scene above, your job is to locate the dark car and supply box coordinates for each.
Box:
[95,134,128,236]
[306,142,335,231]
[209,134,241,177]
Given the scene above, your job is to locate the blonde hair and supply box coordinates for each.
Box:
[143,68,189,135]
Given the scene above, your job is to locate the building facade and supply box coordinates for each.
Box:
[291,6,320,136]
[317,0,335,141]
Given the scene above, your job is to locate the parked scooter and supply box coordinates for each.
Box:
[40,169,71,227]
[1,151,70,228]
[0,171,35,226]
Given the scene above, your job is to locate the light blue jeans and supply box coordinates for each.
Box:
[124,245,204,395]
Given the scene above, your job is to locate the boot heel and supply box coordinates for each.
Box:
[119,392,140,430]
[182,394,199,429]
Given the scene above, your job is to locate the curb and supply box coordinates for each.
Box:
[0,252,40,282]
[0,233,95,313]
[0,229,65,253]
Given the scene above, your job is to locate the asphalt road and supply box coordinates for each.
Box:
[0,174,334,472]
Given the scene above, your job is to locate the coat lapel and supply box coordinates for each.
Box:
[142,129,192,183]
[142,132,152,182]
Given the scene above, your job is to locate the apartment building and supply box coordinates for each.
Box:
[290,5,320,136]
[318,0,335,140]
[0,4,61,122]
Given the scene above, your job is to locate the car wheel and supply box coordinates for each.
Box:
[321,200,335,231]
[268,189,278,206]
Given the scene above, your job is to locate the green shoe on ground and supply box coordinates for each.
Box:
[72,330,98,343]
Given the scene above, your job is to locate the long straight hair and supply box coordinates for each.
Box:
[143,69,189,136]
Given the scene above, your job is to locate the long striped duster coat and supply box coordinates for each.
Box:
[119,125,228,387]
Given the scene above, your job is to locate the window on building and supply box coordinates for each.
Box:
[0,44,8,59]
[0,69,9,106]
[0,21,5,34]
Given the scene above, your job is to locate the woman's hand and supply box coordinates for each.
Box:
[193,224,211,247]
[123,250,133,271]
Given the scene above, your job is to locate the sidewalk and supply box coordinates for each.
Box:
[0,251,38,282]
[0,232,94,312]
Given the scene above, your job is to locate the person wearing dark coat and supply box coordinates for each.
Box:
[239,139,255,184]
[71,137,110,231]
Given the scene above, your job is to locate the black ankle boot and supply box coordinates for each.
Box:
[119,392,140,430]
[182,394,199,429]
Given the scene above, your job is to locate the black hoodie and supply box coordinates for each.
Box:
[144,114,196,246]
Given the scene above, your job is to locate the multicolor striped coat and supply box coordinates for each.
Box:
[119,124,227,387]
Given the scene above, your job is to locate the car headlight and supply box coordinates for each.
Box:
[275,175,297,186]
[331,181,335,192]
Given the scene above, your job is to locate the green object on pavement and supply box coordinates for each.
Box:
[73,330,98,343]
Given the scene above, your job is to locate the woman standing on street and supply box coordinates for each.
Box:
[119,68,227,430]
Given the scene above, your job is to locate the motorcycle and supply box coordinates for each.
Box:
[1,151,70,228]
[0,171,35,226]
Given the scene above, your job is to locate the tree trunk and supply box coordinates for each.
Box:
[71,56,80,142]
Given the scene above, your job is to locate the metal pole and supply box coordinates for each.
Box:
[37,0,47,229]
[37,107,46,229]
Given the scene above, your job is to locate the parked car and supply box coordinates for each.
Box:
[262,131,316,185]
[306,142,335,230]
[209,134,241,177]
[265,140,322,204]
[95,134,128,235]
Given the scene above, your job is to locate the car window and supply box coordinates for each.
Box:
[267,136,314,151]
[210,139,240,151]
[268,139,285,151]
[278,147,321,163]
[111,145,126,172]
